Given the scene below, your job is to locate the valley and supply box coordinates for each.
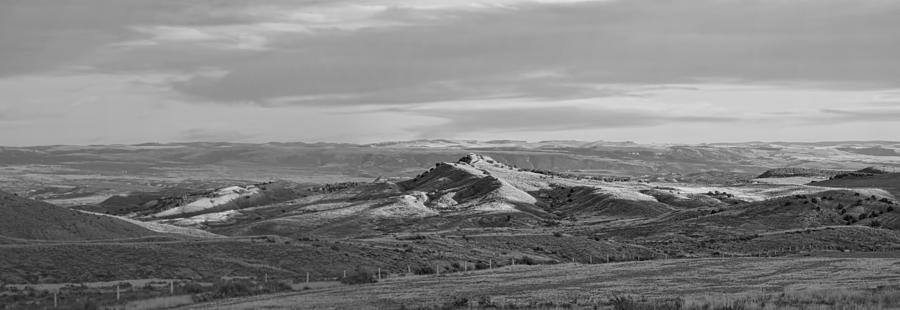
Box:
[1,140,900,309]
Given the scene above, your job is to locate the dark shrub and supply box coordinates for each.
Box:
[395,234,427,241]
[260,281,292,294]
[212,280,254,298]
[341,269,377,285]
[441,295,470,308]
[183,282,204,294]
[517,256,536,265]
[412,265,435,275]
[77,299,100,310]
[474,261,490,270]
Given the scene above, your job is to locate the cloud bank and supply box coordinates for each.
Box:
[1,0,899,145]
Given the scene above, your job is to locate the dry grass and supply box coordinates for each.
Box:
[119,295,194,310]
[177,256,900,309]
[678,286,900,310]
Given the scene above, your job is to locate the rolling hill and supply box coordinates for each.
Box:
[812,172,900,197]
[108,153,898,242]
[5,150,900,309]
[0,190,157,241]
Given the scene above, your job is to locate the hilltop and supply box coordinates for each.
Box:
[813,172,900,198]
[0,190,157,241]
[756,168,848,178]
[4,151,900,309]
[88,153,899,244]
[757,166,892,179]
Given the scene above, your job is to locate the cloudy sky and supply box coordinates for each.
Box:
[1,0,899,146]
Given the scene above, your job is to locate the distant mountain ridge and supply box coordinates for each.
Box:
[2,140,899,202]
[5,138,899,150]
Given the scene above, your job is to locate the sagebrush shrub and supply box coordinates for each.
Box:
[341,269,377,285]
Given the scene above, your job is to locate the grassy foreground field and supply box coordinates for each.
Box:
[178,255,900,309]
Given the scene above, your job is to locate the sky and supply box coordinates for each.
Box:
[0,0,899,146]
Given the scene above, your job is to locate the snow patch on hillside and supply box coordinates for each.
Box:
[491,179,538,204]
[598,185,658,201]
[153,185,259,217]
[79,210,223,238]
[368,192,438,218]
[472,201,520,212]
[663,183,894,201]
[166,210,241,226]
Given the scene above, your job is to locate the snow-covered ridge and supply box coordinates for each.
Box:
[164,210,241,227]
[152,185,260,217]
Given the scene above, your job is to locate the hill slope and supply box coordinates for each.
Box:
[811,173,900,197]
[757,168,847,178]
[0,190,157,241]
[137,153,900,239]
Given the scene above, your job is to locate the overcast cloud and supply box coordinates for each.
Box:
[1,0,898,145]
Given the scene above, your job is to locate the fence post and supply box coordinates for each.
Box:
[54,290,58,308]
[306,272,310,284]
[170,281,174,295]
[408,265,411,275]
[378,268,381,280]
[489,259,492,271]
[116,284,120,302]
[343,270,346,279]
